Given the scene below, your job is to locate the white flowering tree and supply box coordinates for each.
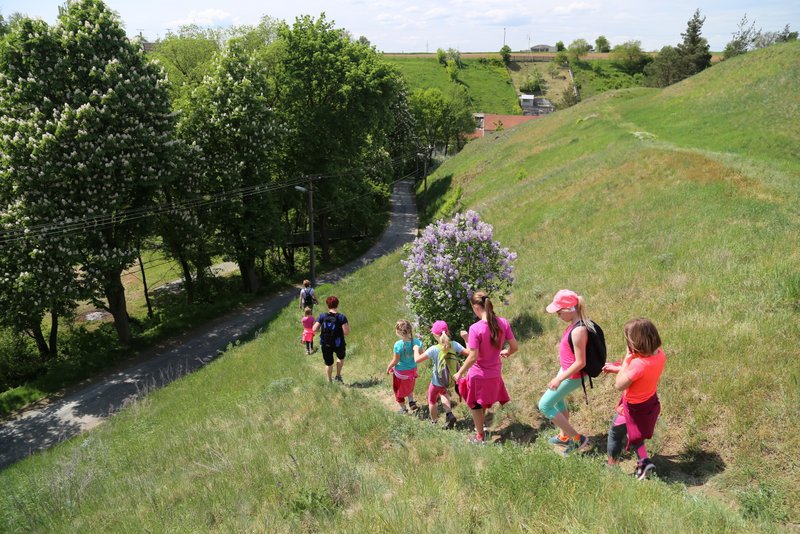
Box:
[0,0,176,346]
[177,37,283,293]
[401,211,517,339]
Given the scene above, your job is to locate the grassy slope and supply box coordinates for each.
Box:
[2,44,798,531]
[384,56,520,114]
[420,41,800,523]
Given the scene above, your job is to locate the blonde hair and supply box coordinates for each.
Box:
[395,319,413,340]
[624,317,662,356]
[303,307,313,316]
[575,295,597,333]
[470,291,500,347]
[437,330,451,352]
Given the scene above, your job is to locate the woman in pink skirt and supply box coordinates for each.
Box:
[453,291,518,443]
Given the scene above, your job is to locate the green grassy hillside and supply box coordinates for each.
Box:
[384,56,521,114]
[2,43,798,531]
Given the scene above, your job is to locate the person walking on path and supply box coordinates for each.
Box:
[313,296,349,383]
[301,307,316,355]
[414,320,467,428]
[538,289,593,456]
[299,279,318,311]
[602,317,666,480]
[386,320,422,414]
[453,291,518,444]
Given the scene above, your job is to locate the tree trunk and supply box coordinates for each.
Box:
[48,310,58,359]
[238,256,260,293]
[30,323,50,360]
[177,251,194,304]
[138,251,154,319]
[105,268,132,345]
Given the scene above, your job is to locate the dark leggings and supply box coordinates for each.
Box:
[305,341,313,352]
[607,413,646,461]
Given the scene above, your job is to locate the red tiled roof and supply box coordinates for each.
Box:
[467,113,540,138]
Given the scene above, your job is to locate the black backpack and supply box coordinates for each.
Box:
[319,313,339,347]
[568,319,607,402]
[301,288,315,308]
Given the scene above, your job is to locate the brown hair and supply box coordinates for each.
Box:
[303,307,313,316]
[395,319,413,340]
[303,279,311,288]
[471,291,500,348]
[326,296,339,309]
[624,317,662,356]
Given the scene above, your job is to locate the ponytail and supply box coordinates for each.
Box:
[575,295,596,333]
[439,330,451,352]
[471,291,501,347]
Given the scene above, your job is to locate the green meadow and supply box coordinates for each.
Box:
[384,56,521,114]
[2,42,799,531]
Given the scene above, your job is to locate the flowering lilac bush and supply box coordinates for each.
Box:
[401,210,516,337]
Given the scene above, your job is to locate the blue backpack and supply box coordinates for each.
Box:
[319,313,340,347]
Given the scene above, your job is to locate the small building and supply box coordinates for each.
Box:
[531,44,556,53]
[468,113,541,139]
[519,95,555,116]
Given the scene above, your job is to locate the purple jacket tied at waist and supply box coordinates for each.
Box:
[622,393,661,450]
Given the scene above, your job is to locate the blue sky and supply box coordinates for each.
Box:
[3,1,798,52]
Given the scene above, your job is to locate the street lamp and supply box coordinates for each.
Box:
[295,181,315,286]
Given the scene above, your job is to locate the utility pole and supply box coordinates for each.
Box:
[504,27,506,46]
[295,179,316,287]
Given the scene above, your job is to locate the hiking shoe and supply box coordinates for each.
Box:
[430,419,438,426]
[468,434,485,445]
[408,401,419,413]
[334,375,343,383]
[397,406,408,415]
[635,459,656,480]
[444,412,457,430]
[548,434,570,447]
[562,435,589,456]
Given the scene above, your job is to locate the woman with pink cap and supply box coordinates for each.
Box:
[539,289,593,455]
[453,291,518,443]
[413,320,469,429]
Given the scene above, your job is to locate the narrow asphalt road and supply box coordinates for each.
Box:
[0,178,418,469]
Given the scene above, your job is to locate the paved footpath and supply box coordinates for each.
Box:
[0,178,418,469]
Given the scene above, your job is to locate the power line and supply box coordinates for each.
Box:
[0,150,419,245]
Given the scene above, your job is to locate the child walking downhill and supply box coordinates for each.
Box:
[413,320,468,429]
[602,317,666,480]
[539,289,593,456]
[386,320,422,415]
[301,307,315,355]
[453,291,518,444]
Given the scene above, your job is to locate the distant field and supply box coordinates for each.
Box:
[384,56,521,114]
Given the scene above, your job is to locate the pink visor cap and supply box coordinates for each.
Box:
[545,289,579,313]
[431,320,449,336]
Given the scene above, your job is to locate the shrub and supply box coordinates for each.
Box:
[401,211,516,337]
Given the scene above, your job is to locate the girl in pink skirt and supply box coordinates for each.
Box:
[453,291,518,443]
[386,320,422,414]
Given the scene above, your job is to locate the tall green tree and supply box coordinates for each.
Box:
[0,18,82,358]
[178,37,283,293]
[148,25,222,101]
[677,9,712,75]
[0,0,176,346]
[555,40,565,52]
[595,35,611,53]
[275,14,402,262]
[500,44,512,65]
[611,40,652,74]
[567,39,590,63]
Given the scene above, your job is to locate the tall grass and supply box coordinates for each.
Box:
[1,42,797,531]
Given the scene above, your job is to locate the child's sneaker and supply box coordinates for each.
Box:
[548,434,570,447]
[430,419,438,426]
[635,458,656,480]
[334,375,343,383]
[396,406,408,415]
[408,401,419,413]
[444,412,457,430]
[468,434,485,445]
[562,435,589,456]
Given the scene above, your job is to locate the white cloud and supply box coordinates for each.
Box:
[167,9,239,28]
[553,2,596,16]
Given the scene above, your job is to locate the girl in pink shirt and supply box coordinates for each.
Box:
[453,291,518,443]
[301,307,316,355]
[602,317,666,480]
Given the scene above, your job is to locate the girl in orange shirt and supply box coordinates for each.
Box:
[602,317,666,480]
